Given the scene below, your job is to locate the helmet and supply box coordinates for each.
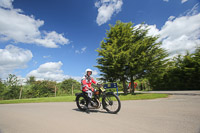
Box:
[85,68,92,75]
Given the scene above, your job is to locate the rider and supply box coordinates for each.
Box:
[81,69,97,111]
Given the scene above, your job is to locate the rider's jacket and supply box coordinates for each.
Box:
[81,75,96,92]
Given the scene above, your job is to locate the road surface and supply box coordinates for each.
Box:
[0,94,200,133]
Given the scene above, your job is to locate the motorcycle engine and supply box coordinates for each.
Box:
[92,99,101,109]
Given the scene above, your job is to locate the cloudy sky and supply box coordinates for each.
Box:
[0,0,199,82]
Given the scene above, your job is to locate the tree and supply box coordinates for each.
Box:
[96,21,168,94]
[125,24,169,93]
[192,47,200,89]
[3,74,21,99]
[0,79,5,100]
[149,46,200,90]
[96,21,134,94]
[60,78,81,95]
[28,80,56,98]
[26,76,36,85]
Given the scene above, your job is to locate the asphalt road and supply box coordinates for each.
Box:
[0,94,200,133]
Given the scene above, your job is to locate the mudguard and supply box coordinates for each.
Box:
[75,93,82,96]
[75,93,87,101]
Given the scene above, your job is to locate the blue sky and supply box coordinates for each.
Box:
[0,0,200,82]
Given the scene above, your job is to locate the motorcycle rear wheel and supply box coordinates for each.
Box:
[76,94,87,111]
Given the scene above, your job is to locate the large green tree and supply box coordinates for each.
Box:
[96,21,134,93]
[96,21,168,93]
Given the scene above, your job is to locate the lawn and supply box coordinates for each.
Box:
[0,93,168,104]
[0,96,75,104]
[118,93,169,101]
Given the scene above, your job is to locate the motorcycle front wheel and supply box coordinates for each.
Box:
[102,93,121,114]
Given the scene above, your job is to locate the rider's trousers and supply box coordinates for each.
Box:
[85,90,93,98]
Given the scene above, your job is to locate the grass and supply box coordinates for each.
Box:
[118,93,169,101]
[0,96,75,104]
[0,93,169,104]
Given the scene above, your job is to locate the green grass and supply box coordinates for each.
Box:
[0,96,76,104]
[0,93,168,104]
[118,93,169,101]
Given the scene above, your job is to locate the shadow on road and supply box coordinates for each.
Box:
[72,108,111,114]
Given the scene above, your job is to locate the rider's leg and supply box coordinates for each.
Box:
[85,90,93,99]
[85,90,94,107]
[84,90,93,113]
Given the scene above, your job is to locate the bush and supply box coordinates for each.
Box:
[59,78,81,96]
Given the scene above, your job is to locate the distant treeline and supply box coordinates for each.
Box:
[0,75,81,100]
[148,48,200,90]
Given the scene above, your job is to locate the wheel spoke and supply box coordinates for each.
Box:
[104,94,120,113]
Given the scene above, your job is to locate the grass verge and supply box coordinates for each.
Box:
[118,93,169,101]
[0,93,168,104]
[0,96,75,104]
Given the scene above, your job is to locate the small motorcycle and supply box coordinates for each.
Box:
[76,84,121,114]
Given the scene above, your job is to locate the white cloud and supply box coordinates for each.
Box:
[135,24,160,37]
[27,61,65,81]
[0,0,69,48]
[136,4,200,58]
[168,16,175,21]
[75,46,87,54]
[135,4,200,58]
[181,0,188,3]
[81,47,87,52]
[27,61,81,82]
[159,14,200,56]
[183,3,199,16]
[95,0,123,26]
[43,55,51,59]
[0,45,33,79]
[163,0,169,2]
[163,0,188,3]
[0,0,13,9]
[34,31,69,48]
[92,70,98,76]
[146,25,160,37]
[159,15,200,41]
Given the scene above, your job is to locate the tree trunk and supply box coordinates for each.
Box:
[19,85,23,99]
[122,79,128,95]
[130,76,135,94]
[55,85,57,97]
[72,85,74,95]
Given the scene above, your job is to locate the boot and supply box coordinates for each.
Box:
[85,98,91,113]
[85,107,90,114]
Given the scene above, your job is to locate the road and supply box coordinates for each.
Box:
[0,94,200,133]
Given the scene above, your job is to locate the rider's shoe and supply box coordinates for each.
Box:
[85,107,90,114]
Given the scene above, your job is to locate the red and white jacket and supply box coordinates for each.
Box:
[81,75,96,92]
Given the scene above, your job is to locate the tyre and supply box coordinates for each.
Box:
[76,94,88,111]
[102,93,121,114]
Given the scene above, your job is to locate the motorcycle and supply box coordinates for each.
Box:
[76,84,121,114]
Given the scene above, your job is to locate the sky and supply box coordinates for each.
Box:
[0,0,200,83]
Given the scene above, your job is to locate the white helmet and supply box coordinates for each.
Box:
[85,68,92,75]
